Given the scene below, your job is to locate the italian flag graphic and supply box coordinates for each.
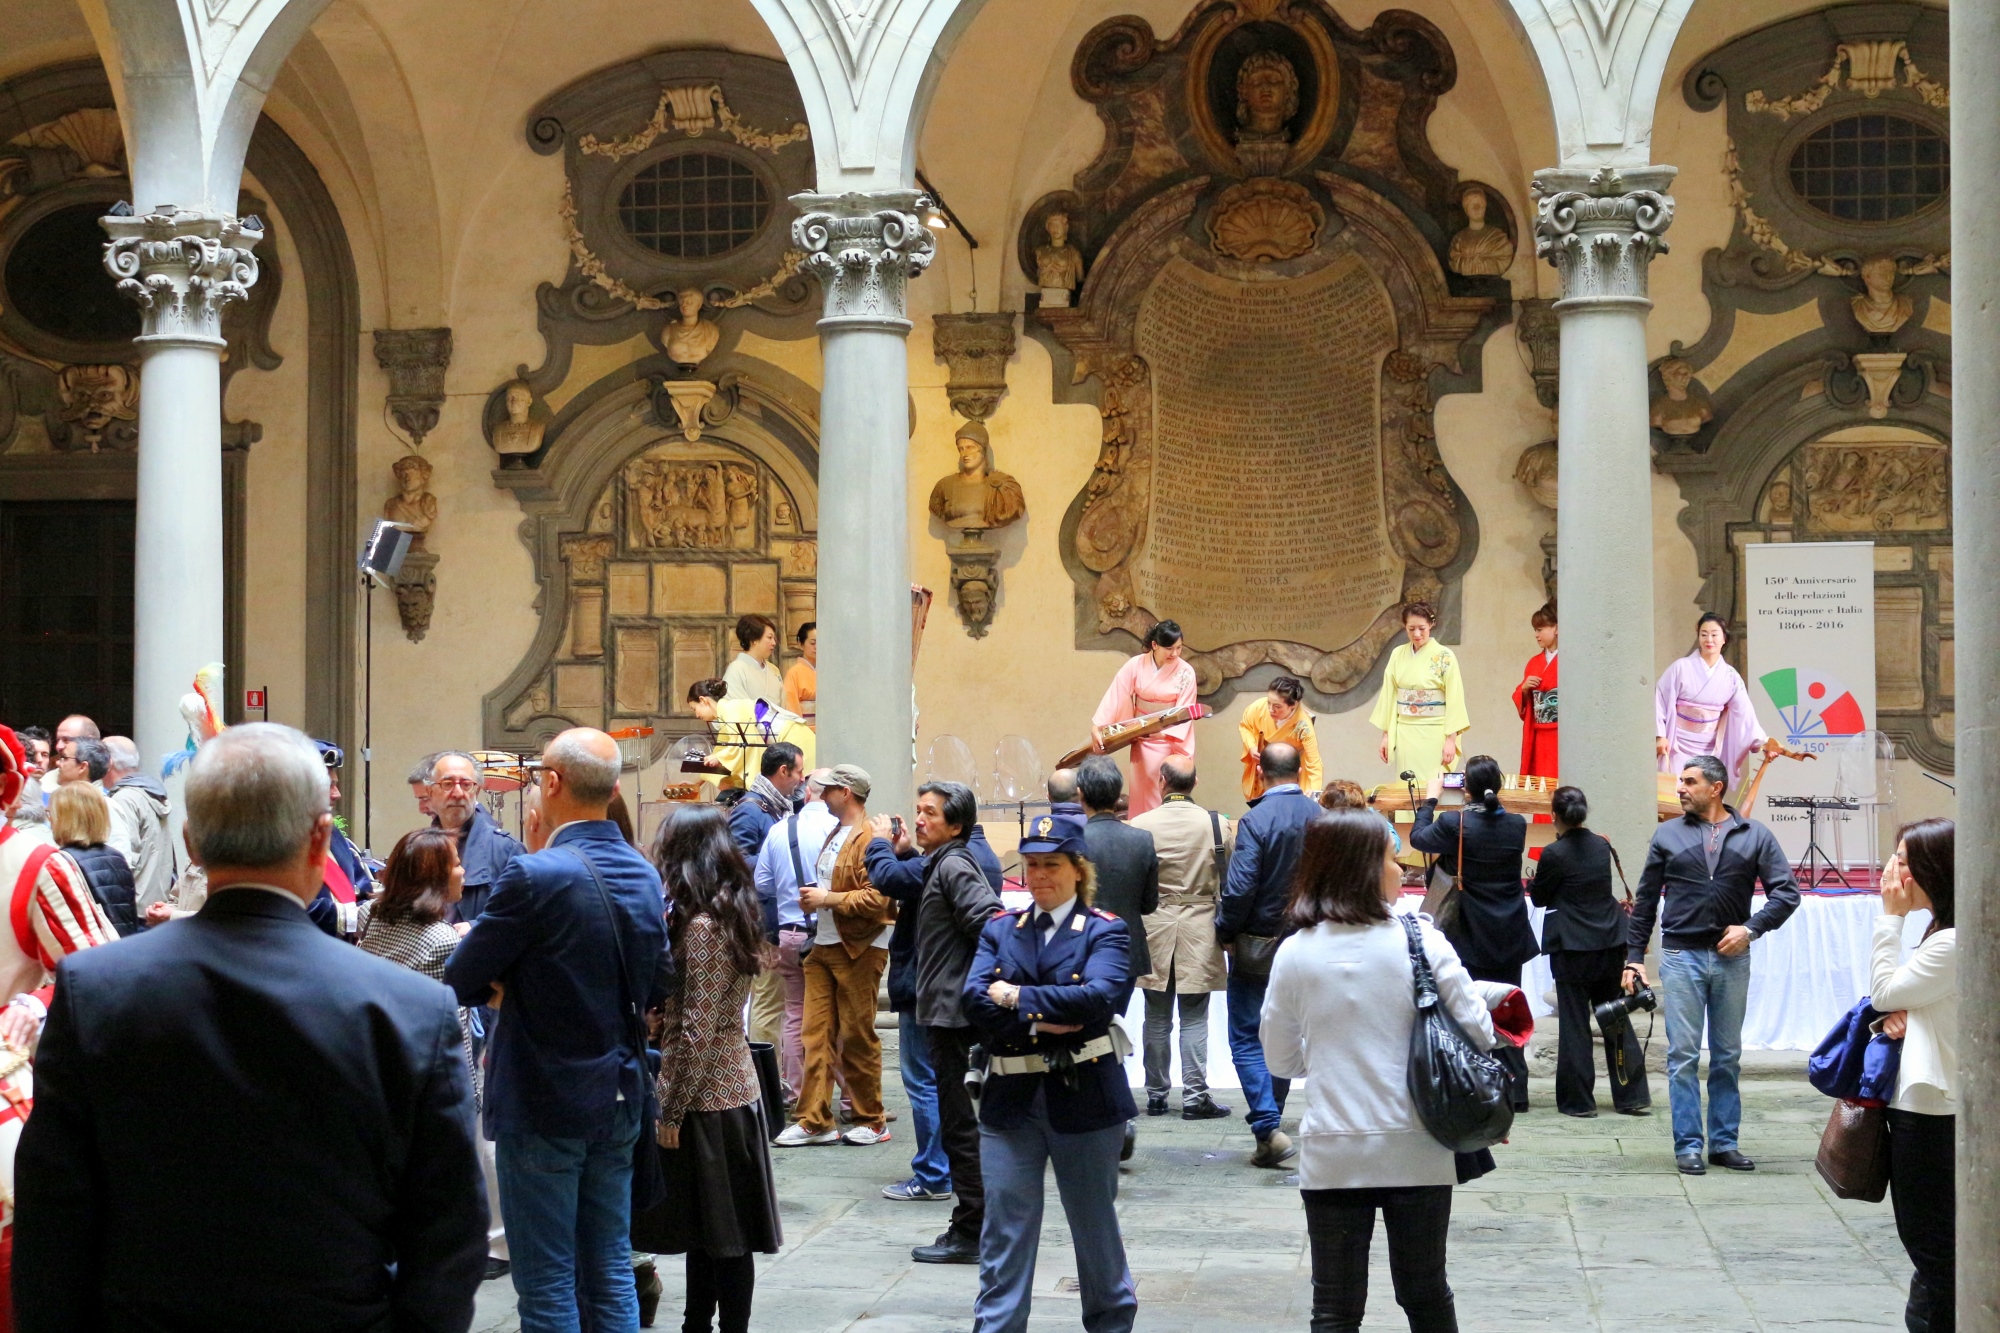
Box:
[1759,667,1867,741]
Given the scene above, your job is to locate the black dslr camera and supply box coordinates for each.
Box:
[1593,985,1657,1033]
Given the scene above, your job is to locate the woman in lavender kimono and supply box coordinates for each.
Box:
[1654,613,1771,786]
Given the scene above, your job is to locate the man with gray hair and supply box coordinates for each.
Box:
[102,735,173,914]
[428,749,524,925]
[15,723,487,1328]
[446,728,669,1330]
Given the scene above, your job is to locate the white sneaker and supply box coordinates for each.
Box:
[842,1125,893,1146]
[773,1124,840,1147]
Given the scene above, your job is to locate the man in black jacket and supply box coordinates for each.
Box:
[1625,755,1798,1175]
[15,724,487,1333]
[907,780,1002,1264]
[1529,785,1651,1118]
[1077,757,1159,1004]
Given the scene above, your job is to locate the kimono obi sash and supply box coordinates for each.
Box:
[1674,698,1726,752]
[1531,688,1558,724]
[1395,687,1446,720]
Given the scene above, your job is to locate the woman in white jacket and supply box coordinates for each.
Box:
[1260,808,1495,1333]
[1872,817,1955,1333]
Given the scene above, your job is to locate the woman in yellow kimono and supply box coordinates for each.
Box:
[1238,675,1323,801]
[1369,600,1469,783]
[687,677,816,788]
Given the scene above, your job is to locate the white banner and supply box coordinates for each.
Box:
[1744,541,1877,872]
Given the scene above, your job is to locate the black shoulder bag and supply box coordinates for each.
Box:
[1208,808,1231,886]
[1399,913,1513,1153]
[568,846,668,1213]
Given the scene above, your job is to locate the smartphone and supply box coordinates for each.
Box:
[890,815,906,839]
[1440,773,1466,789]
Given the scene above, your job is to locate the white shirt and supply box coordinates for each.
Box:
[1872,917,1956,1115]
[1035,897,1077,945]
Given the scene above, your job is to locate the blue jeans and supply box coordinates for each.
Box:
[899,1010,952,1193]
[1226,970,1290,1140]
[497,1100,643,1333]
[1660,947,1751,1156]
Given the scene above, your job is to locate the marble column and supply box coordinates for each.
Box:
[1533,167,1674,872]
[101,207,262,772]
[792,192,934,804]
[1948,1,1996,1317]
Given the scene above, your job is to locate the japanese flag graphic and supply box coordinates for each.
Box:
[1758,666,1867,742]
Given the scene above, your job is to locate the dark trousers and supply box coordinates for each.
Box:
[1466,963,1530,1110]
[681,1251,754,1333]
[1888,1110,1955,1333]
[1549,946,1651,1115]
[927,1024,986,1246]
[1301,1185,1457,1333]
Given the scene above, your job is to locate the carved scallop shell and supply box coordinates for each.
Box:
[1206,178,1323,263]
[11,108,126,177]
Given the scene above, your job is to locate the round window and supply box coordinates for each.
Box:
[1787,114,1948,223]
[4,202,141,343]
[618,153,771,258]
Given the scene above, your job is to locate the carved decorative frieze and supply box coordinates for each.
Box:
[575,84,810,160]
[1533,167,1674,306]
[793,192,935,325]
[372,328,453,445]
[932,313,1017,420]
[100,206,263,346]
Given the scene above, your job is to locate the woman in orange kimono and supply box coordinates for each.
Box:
[1091,620,1199,815]
[1511,602,1559,780]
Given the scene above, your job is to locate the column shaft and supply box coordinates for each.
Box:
[793,193,935,806]
[1948,0,1997,1320]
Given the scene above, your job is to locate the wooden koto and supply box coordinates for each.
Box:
[1368,772,1684,823]
[1055,702,1212,772]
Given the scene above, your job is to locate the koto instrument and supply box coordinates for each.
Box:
[1056,702,1212,772]
[1369,772,1683,823]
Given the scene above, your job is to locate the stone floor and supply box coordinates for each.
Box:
[472,1042,1915,1333]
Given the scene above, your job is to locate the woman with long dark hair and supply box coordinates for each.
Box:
[630,804,780,1333]
[1872,818,1956,1333]
[1090,619,1198,815]
[1410,754,1537,1111]
[1261,809,1496,1333]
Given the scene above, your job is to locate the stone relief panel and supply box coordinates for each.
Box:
[1026,0,1500,707]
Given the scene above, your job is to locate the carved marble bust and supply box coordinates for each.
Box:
[492,380,546,463]
[1851,255,1913,336]
[385,453,439,546]
[928,421,1026,535]
[1234,50,1299,143]
[1448,186,1513,277]
[1512,440,1559,511]
[1035,212,1086,308]
[1650,358,1714,437]
[665,287,722,368]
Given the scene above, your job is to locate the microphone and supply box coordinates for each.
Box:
[1399,770,1416,782]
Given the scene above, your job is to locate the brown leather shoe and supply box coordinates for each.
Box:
[1250,1130,1297,1168]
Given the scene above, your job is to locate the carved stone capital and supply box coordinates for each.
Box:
[791,191,934,329]
[1532,166,1675,308]
[1516,299,1561,409]
[932,313,1018,420]
[100,207,263,348]
[373,328,454,445]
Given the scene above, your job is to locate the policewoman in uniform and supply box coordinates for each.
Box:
[963,811,1139,1333]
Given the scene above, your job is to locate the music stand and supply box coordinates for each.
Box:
[1765,794,1859,890]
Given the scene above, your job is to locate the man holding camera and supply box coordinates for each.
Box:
[1625,755,1799,1175]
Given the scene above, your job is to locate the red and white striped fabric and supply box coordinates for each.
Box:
[0,825,116,1004]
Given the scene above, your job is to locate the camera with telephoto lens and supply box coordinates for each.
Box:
[1593,985,1657,1032]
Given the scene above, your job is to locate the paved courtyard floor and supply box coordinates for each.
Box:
[473,1044,1913,1333]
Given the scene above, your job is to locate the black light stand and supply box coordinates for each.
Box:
[358,520,415,858]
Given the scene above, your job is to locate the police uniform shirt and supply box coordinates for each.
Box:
[1037,898,1076,945]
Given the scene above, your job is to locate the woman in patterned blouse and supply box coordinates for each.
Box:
[630,805,782,1333]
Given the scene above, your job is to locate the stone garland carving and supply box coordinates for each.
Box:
[1723,138,1951,280]
[1745,40,1947,119]
[557,179,806,316]
[575,84,810,160]
[792,193,935,323]
[372,327,452,445]
[101,206,263,346]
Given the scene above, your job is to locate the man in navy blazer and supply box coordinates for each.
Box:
[14,723,487,1333]
[446,728,668,1333]
[1215,743,1320,1167]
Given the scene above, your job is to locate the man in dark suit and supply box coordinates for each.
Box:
[15,723,486,1333]
[1075,756,1159,1004]
[1215,743,1320,1167]
[446,727,668,1333]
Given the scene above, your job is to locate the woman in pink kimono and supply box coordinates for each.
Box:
[1092,620,1199,815]
[1655,613,1770,786]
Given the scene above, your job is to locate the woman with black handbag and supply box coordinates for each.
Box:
[1410,755,1538,1111]
[1873,819,1957,1333]
[631,805,782,1333]
[1260,810,1496,1333]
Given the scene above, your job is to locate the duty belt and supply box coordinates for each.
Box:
[989,1035,1117,1076]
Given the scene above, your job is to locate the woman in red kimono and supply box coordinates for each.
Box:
[1511,602,1559,780]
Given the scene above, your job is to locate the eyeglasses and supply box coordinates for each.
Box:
[432,777,479,792]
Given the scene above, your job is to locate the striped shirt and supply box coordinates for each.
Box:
[0,825,117,1002]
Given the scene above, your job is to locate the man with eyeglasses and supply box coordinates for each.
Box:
[427,751,525,927]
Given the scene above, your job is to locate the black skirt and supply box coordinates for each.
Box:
[630,1101,782,1257]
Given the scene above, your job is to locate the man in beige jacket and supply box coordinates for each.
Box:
[1129,756,1233,1119]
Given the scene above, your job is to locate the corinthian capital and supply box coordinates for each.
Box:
[1532,166,1675,307]
[101,207,263,347]
[791,191,935,328]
